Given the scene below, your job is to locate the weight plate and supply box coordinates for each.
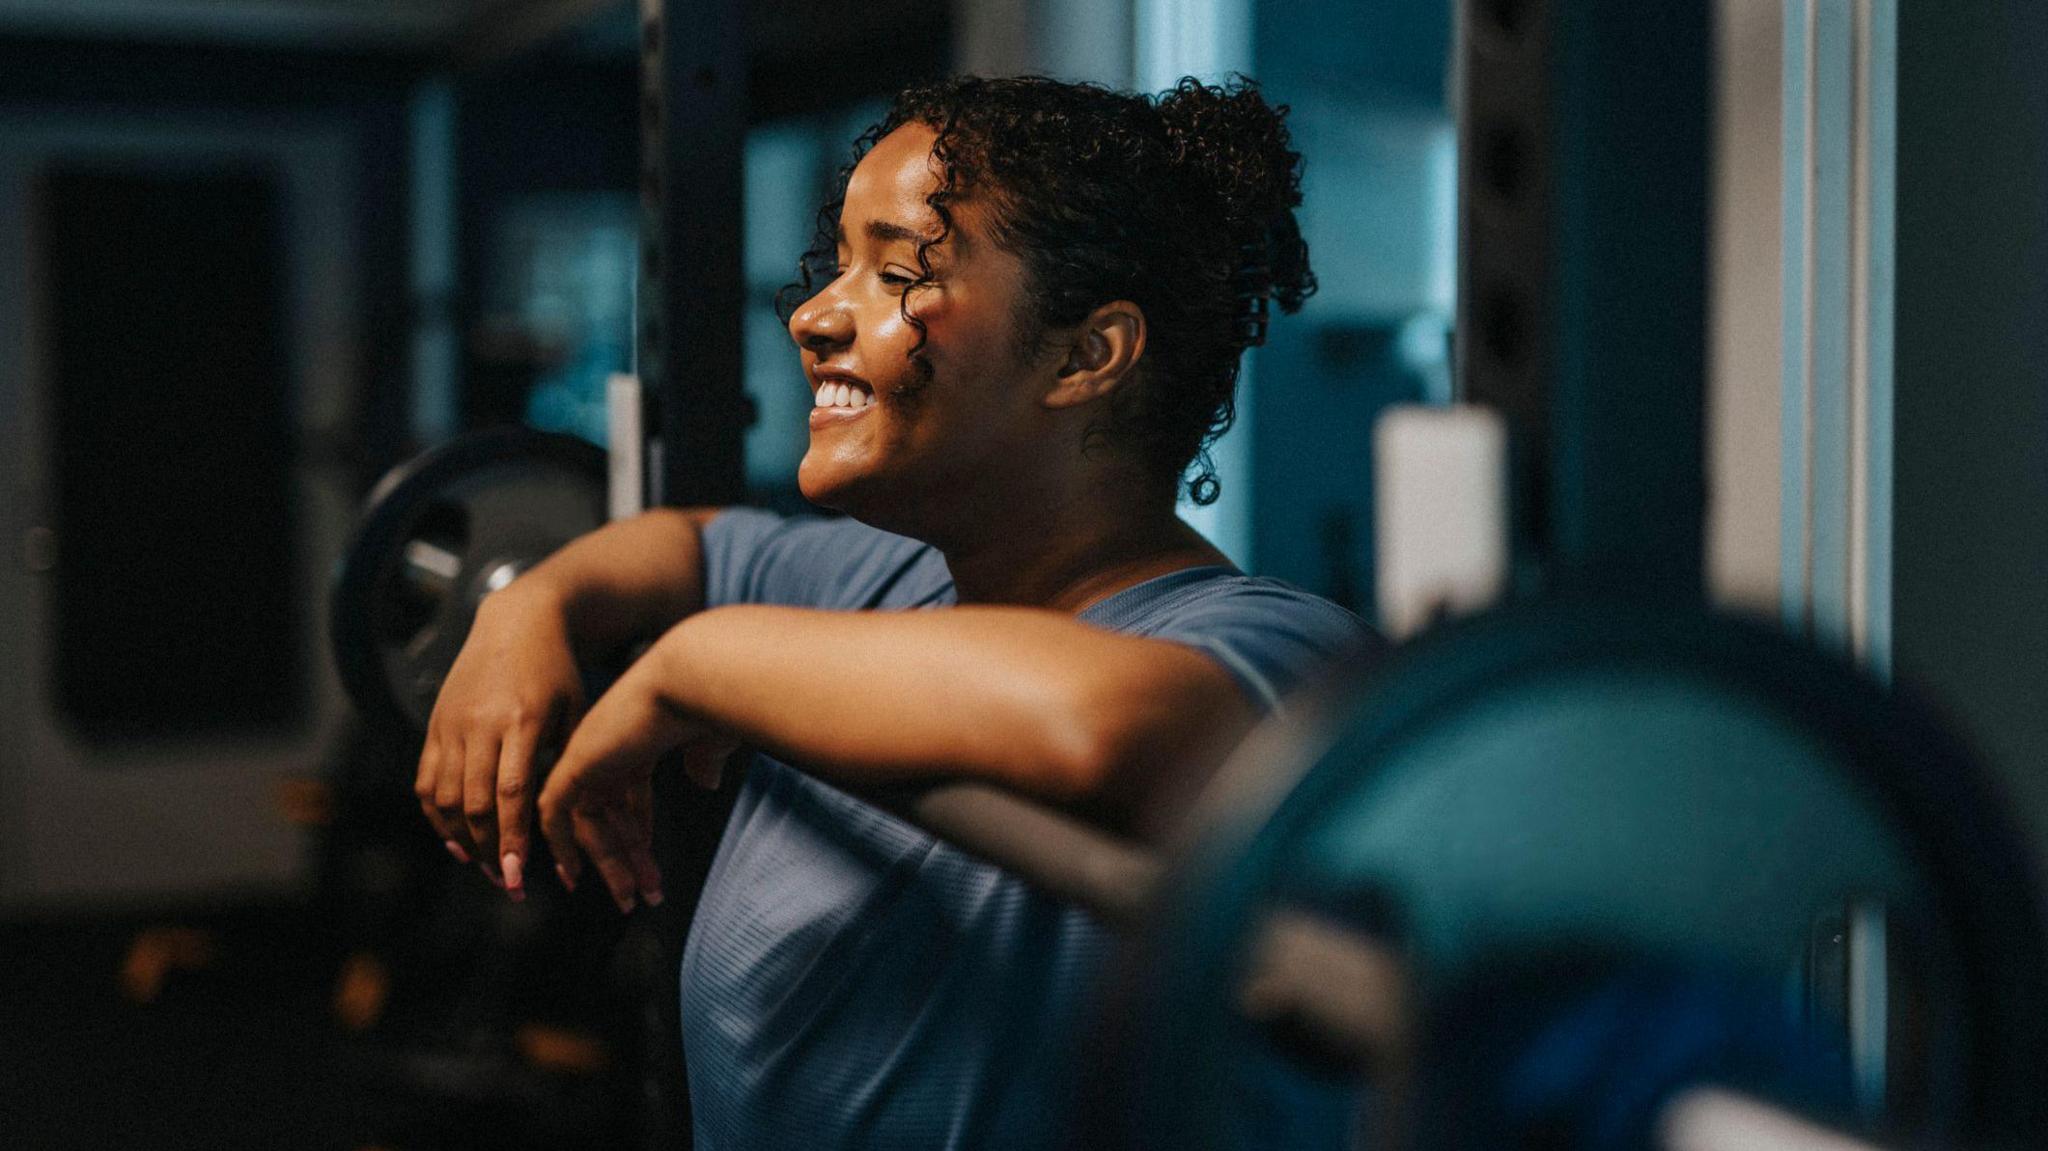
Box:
[1105,599,2048,1150]
[331,427,608,736]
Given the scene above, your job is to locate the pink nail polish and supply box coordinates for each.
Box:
[501,853,524,892]
[643,889,665,908]
[555,863,577,893]
[444,840,469,864]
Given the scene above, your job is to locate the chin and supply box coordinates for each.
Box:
[796,455,865,513]
[801,460,927,538]
[796,474,842,512]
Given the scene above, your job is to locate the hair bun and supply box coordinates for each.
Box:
[1154,75,1316,341]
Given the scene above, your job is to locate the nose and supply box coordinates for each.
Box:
[789,282,853,355]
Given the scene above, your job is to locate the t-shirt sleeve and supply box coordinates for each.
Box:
[698,506,937,610]
[1141,581,1383,716]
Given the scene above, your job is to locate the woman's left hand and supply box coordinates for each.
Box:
[535,655,739,913]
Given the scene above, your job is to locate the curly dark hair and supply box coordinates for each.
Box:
[776,74,1316,506]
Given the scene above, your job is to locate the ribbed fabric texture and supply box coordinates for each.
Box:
[681,510,1371,1149]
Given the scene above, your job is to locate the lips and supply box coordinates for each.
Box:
[814,381,873,405]
[809,365,876,421]
[812,366,871,392]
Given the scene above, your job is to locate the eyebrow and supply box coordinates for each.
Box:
[835,219,945,249]
[869,219,934,246]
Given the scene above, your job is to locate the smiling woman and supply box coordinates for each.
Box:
[415,73,1374,1151]
[783,76,1317,514]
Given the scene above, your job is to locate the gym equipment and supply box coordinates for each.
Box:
[329,426,608,734]
[1091,1,2048,1146]
[1083,2,2048,1146]
[325,428,692,1151]
[1105,600,2048,1149]
[637,0,750,508]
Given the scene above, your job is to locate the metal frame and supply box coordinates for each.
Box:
[1456,0,1709,603]
[640,0,749,507]
[1781,0,1896,675]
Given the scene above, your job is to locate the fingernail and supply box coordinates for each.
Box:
[444,840,469,864]
[501,853,524,892]
[481,864,504,889]
[555,863,577,893]
[617,894,637,915]
[643,888,665,908]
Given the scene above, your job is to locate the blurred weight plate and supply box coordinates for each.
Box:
[1111,599,2048,1150]
[331,427,607,735]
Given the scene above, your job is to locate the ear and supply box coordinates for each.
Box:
[1043,301,1147,410]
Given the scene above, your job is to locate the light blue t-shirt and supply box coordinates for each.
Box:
[680,508,1373,1150]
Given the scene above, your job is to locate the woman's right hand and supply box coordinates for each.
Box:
[415,581,586,899]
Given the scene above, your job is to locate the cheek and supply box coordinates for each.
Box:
[861,299,935,373]
[869,304,921,349]
[898,291,997,373]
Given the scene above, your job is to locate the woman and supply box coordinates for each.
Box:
[416,75,1373,1149]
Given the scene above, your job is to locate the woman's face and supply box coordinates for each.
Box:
[787,122,1057,530]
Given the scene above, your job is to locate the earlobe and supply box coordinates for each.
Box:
[1044,301,1147,410]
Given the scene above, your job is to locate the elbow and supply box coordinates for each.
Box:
[1016,645,1261,827]
[1038,708,1126,810]
[1037,669,1246,824]
[1088,666,1263,831]
[1031,687,1137,813]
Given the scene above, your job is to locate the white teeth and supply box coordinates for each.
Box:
[814,380,873,410]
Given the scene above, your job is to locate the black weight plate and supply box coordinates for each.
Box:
[1105,598,2048,1150]
[331,427,608,735]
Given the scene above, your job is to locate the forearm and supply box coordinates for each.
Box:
[505,507,722,655]
[645,605,1256,820]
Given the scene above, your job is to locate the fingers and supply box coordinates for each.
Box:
[538,772,583,895]
[495,725,542,901]
[540,777,639,913]
[617,785,664,908]
[414,740,466,860]
[433,735,481,869]
[578,809,641,914]
[537,778,659,914]
[462,732,504,883]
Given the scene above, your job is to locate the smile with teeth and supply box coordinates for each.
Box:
[813,381,875,411]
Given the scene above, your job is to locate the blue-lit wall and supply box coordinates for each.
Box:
[1248,0,1454,611]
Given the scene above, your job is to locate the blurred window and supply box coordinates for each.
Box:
[1247,0,1456,609]
[742,102,887,499]
[478,193,638,447]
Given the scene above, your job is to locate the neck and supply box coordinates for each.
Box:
[930,473,1231,613]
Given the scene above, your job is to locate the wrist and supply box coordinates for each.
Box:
[646,614,703,709]
[479,571,572,635]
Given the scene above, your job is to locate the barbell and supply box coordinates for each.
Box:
[328,433,2048,1151]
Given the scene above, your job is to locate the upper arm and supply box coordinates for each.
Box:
[698,508,937,610]
[1081,584,1377,831]
[1136,583,1378,718]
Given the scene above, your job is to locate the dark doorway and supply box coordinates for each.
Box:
[41,166,305,744]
